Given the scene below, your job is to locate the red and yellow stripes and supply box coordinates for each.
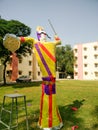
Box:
[34,43,56,76]
[38,83,62,128]
[39,43,56,62]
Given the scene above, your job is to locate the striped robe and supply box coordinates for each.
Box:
[20,37,63,129]
[34,42,63,129]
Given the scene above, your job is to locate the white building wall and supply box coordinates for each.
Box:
[83,43,95,80]
[74,41,98,80]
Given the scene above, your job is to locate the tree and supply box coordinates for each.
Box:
[64,45,75,78]
[56,44,75,78]
[56,46,66,71]
[0,19,32,85]
[0,19,31,37]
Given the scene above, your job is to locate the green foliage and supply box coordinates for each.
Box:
[0,19,9,37]
[0,80,98,130]
[0,18,32,85]
[64,45,75,77]
[0,36,11,63]
[56,44,75,78]
[0,18,32,59]
[0,19,31,37]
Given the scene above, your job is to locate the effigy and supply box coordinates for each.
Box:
[3,26,63,130]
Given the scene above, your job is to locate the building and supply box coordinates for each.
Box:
[6,52,42,82]
[1,51,60,82]
[73,41,98,80]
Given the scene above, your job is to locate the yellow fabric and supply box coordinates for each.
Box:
[3,34,62,129]
[34,42,56,77]
[20,37,63,129]
[20,38,61,77]
[22,37,35,43]
[40,94,61,127]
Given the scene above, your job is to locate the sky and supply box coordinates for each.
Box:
[0,0,98,46]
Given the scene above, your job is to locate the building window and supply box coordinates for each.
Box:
[19,59,22,63]
[95,72,98,77]
[95,63,98,67]
[29,61,32,66]
[94,46,97,51]
[6,70,12,76]
[84,55,87,59]
[84,72,88,75]
[38,71,40,76]
[75,56,77,60]
[29,71,32,76]
[74,49,77,53]
[84,47,87,51]
[84,64,87,67]
[74,72,78,76]
[94,55,98,59]
[19,70,22,75]
[75,64,78,68]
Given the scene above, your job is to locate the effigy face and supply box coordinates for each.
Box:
[3,34,20,53]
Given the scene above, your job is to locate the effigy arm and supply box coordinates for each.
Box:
[20,36,34,44]
[53,35,61,46]
[3,34,35,53]
[3,34,21,53]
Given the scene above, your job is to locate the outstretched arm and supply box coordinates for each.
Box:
[3,34,35,53]
[3,34,20,53]
[53,35,61,46]
[20,36,35,44]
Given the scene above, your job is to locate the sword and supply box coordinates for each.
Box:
[48,19,57,35]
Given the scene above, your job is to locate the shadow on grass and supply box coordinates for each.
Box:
[0,99,40,130]
[1,99,97,130]
[0,111,39,130]
[59,99,89,130]
[17,109,40,130]
[0,81,42,88]
[26,99,86,130]
[13,81,42,88]
[91,105,98,130]
[23,99,89,130]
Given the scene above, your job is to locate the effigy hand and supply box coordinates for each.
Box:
[3,34,20,53]
[54,35,61,45]
[54,35,60,41]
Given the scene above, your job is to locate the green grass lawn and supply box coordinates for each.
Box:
[0,80,98,130]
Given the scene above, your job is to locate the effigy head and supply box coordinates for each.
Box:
[3,34,20,53]
[36,26,51,41]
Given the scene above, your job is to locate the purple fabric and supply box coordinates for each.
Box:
[42,76,55,81]
[42,76,56,95]
[37,32,41,41]
[36,31,51,41]
[35,43,52,75]
[44,84,50,95]
[52,83,56,94]
[44,84,56,95]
